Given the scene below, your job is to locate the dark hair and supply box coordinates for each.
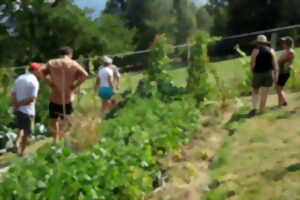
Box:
[59,46,73,56]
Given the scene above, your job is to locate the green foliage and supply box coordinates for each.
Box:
[234,45,252,96]
[173,0,197,44]
[1,0,136,66]
[187,31,218,104]
[210,66,237,106]
[196,7,213,31]
[136,34,185,100]
[0,69,15,130]
[95,14,137,55]
[0,97,200,200]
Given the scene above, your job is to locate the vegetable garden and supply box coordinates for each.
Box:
[0,31,300,199]
[0,31,221,200]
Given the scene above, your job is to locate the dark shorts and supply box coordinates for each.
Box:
[277,73,290,87]
[49,102,73,119]
[16,112,34,135]
[252,71,274,89]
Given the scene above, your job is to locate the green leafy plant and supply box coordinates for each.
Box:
[136,34,185,101]
[234,44,252,96]
[0,96,200,200]
[187,31,219,105]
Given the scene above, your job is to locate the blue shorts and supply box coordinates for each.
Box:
[99,87,114,100]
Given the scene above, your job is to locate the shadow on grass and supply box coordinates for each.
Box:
[224,112,249,136]
[276,110,296,120]
[261,163,300,183]
[287,163,300,172]
[261,168,287,182]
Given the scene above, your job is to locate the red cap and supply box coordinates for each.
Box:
[30,62,41,70]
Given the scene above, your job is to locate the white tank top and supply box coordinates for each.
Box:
[98,67,113,88]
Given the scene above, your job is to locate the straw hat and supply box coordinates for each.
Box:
[254,35,270,44]
[102,56,113,64]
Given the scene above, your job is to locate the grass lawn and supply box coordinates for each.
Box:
[80,47,300,92]
[206,92,300,200]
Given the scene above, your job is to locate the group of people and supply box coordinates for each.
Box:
[11,47,119,156]
[10,34,296,156]
[249,35,295,116]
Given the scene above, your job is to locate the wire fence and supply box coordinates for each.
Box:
[2,24,300,93]
[3,24,300,71]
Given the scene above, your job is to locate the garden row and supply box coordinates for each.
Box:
[0,31,231,199]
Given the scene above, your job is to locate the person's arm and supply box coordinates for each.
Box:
[40,63,55,88]
[108,75,114,90]
[279,50,294,64]
[250,49,259,71]
[95,77,100,92]
[72,64,88,90]
[114,70,121,90]
[271,49,279,82]
[16,83,38,107]
[11,91,18,113]
[15,97,37,107]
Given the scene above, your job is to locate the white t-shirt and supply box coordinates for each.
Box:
[12,73,39,116]
[98,67,113,88]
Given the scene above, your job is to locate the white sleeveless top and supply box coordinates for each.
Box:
[98,67,113,88]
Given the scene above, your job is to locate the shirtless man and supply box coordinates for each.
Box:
[41,47,88,142]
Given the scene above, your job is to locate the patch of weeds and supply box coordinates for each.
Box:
[248,132,268,144]
[281,138,289,144]
[287,163,300,172]
[195,151,208,161]
[261,168,287,182]
[276,110,296,120]
[240,182,265,199]
[205,137,233,200]
[224,105,249,135]
[205,185,229,200]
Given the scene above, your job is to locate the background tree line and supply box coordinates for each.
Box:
[1,0,300,67]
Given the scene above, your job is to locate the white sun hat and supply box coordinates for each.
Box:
[102,56,113,64]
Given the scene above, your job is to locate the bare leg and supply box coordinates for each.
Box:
[260,87,269,113]
[15,130,24,153]
[51,118,59,143]
[59,117,69,140]
[19,134,29,157]
[276,85,287,106]
[101,100,109,117]
[252,88,259,110]
[109,98,117,110]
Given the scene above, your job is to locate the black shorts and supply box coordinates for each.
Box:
[277,73,290,87]
[16,112,34,135]
[49,102,73,119]
[252,71,274,89]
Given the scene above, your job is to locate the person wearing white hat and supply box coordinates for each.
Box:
[100,56,121,90]
[95,56,120,117]
[249,35,278,116]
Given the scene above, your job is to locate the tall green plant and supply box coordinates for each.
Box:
[136,34,184,100]
[187,31,217,104]
[146,34,173,86]
[234,44,252,96]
